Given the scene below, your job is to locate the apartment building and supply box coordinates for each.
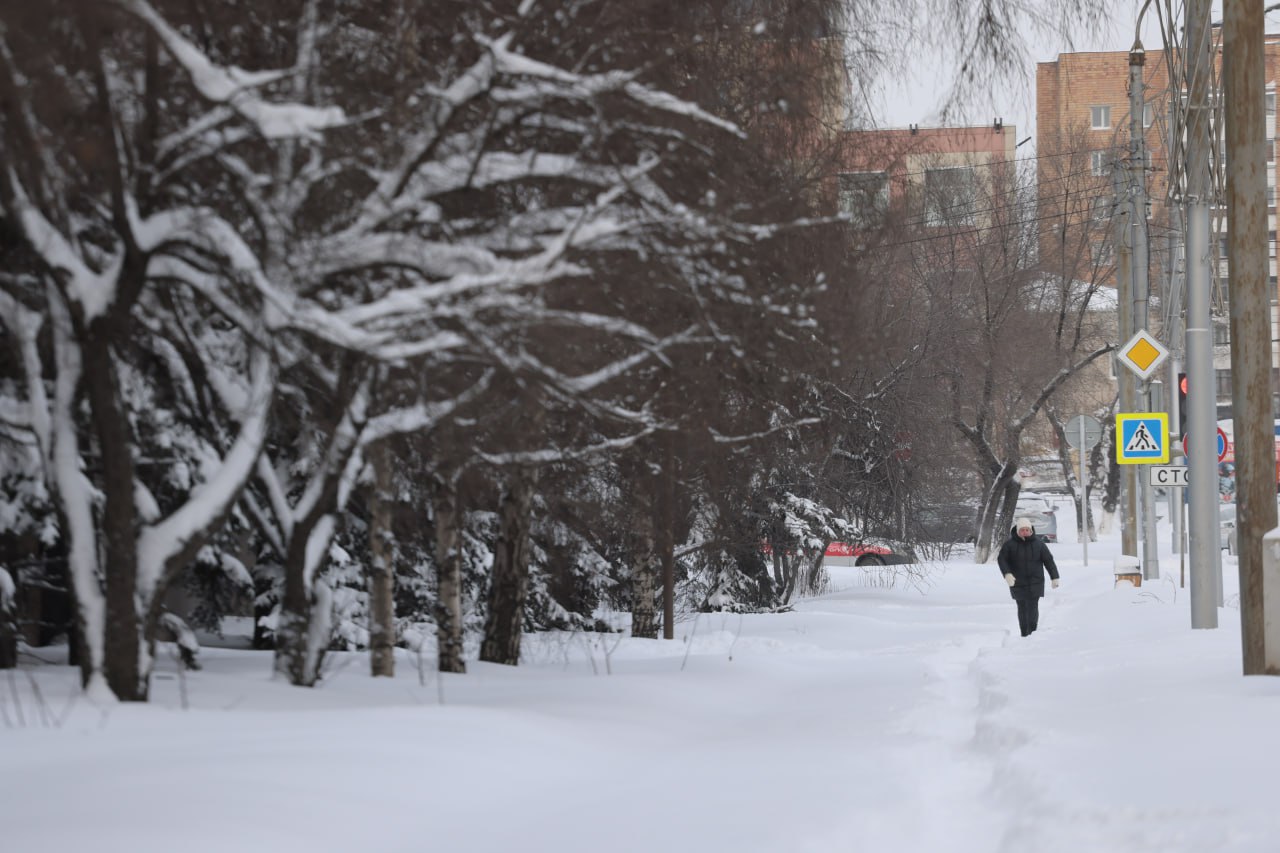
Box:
[1038,41,1280,414]
[1036,49,1173,289]
[834,122,1018,229]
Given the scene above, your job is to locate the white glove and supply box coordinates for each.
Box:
[1051,578,1060,589]
[1004,573,1015,587]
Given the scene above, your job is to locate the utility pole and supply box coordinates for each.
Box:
[1130,41,1160,581]
[1223,0,1280,672]
[1168,106,1187,559]
[1185,0,1220,629]
[1170,355,1186,558]
[1113,164,1138,559]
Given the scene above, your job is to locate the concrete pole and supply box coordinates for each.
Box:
[1170,356,1185,554]
[1168,116,1187,557]
[1223,0,1279,672]
[1079,418,1090,567]
[1114,166,1138,558]
[1186,0,1220,629]
[1130,42,1161,581]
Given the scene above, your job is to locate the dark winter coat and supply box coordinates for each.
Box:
[997,524,1060,601]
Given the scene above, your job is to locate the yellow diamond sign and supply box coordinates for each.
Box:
[1116,329,1169,381]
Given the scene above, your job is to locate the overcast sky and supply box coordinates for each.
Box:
[867,0,1278,147]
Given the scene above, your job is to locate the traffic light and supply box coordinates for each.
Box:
[1177,372,1188,437]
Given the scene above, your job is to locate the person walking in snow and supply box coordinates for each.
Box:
[997,517,1060,637]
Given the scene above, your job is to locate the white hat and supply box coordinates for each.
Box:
[1015,517,1035,532]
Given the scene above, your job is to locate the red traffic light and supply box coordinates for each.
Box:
[1180,375,1188,395]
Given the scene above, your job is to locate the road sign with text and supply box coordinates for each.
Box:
[1148,465,1189,487]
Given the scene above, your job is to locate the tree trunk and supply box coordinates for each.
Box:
[803,551,827,596]
[1102,416,1121,514]
[975,470,1021,563]
[83,329,146,701]
[631,545,658,639]
[659,432,676,639]
[431,473,465,674]
[480,465,540,665]
[273,516,333,687]
[367,444,396,677]
[778,553,800,604]
[0,568,16,669]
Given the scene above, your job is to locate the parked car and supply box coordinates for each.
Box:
[823,540,913,567]
[1017,456,1068,494]
[1014,492,1059,542]
[761,540,912,567]
[915,503,978,544]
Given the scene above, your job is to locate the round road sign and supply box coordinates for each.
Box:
[1064,414,1103,449]
[1180,427,1228,461]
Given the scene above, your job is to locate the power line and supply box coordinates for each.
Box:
[851,186,1142,254]
[836,142,1128,185]
[851,164,1135,238]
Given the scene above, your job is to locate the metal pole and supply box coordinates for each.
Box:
[1131,42,1160,581]
[1223,0,1279,672]
[1171,357,1185,553]
[1113,165,1139,559]
[1168,111,1187,557]
[1186,0,1220,629]
[1080,418,1090,567]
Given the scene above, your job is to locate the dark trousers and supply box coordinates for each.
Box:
[1016,597,1040,637]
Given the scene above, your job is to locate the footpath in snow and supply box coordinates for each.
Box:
[4,497,1280,853]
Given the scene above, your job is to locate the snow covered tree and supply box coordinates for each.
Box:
[886,162,1113,560]
[0,0,304,699]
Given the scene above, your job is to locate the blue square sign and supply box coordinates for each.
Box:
[1116,413,1169,464]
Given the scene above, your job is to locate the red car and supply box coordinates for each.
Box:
[761,540,911,567]
[823,541,909,567]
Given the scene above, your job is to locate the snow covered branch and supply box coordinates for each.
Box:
[480,34,744,138]
[115,0,346,140]
[135,344,276,603]
[475,428,658,468]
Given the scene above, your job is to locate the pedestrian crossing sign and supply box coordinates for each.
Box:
[1115,412,1170,464]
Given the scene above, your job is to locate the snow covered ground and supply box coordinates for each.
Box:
[5,495,1280,853]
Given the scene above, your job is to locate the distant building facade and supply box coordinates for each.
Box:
[1038,42,1280,414]
[833,122,1018,230]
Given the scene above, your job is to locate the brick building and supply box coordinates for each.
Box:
[834,123,1019,228]
[1036,49,1173,291]
[1037,41,1280,411]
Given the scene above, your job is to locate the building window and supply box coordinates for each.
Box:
[1268,91,1276,115]
[1091,150,1107,177]
[924,166,977,226]
[1143,103,1155,128]
[1091,195,1110,226]
[1220,236,1229,259]
[1091,105,1111,129]
[1216,368,1233,398]
[1214,323,1231,346]
[1091,241,1113,267]
[838,171,890,227]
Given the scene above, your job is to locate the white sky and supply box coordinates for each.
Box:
[869,0,1280,147]
[4,494,1279,852]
